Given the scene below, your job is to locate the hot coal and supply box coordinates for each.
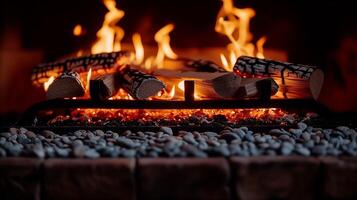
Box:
[1,124,356,158]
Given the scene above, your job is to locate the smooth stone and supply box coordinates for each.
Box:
[203,132,218,138]
[122,149,136,158]
[55,147,70,157]
[160,127,173,136]
[84,149,100,159]
[244,134,255,142]
[25,131,37,138]
[9,127,18,135]
[33,143,45,158]
[289,128,302,135]
[0,147,7,157]
[0,132,11,138]
[295,147,311,156]
[311,145,327,156]
[302,132,311,141]
[94,130,105,137]
[220,133,238,143]
[116,137,136,148]
[297,122,307,130]
[279,135,290,141]
[269,129,285,135]
[45,146,55,158]
[281,142,294,155]
[183,135,198,146]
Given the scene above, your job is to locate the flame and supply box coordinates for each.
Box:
[153,24,178,68]
[91,0,125,54]
[216,0,266,71]
[168,86,176,99]
[43,76,55,91]
[132,33,144,64]
[73,24,83,36]
[86,68,92,92]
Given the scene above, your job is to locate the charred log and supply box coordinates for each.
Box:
[32,51,131,85]
[119,65,166,99]
[90,73,121,100]
[46,72,85,100]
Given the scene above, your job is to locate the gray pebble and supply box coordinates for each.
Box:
[281,142,294,155]
[122,149,136,158]
[220,133,238,143]
[279,134,290,141]
[160,127,173,136]
[84,149,100,159]
[297,122,307,130]
[295,147,311,156]
[55,147,70,157]
[0,132,11,138]
[302,132,311,141]
[0,147,7,157]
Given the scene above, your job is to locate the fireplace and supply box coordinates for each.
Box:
[1,0,357,200]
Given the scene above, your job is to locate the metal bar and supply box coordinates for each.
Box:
[184,80,195,102]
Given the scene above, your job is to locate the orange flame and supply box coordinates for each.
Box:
[216,0,266,71]
[132,33,144,64]
[43,76,55,91]
[73,24,83,36]
[91,0,125,54]
[154,24,178,68]
[86,68,92,92]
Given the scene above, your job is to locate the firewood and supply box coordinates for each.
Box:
[162,58,226,72]
[46,72,85,99]
[234,56,324,99]
[237,77,279,98]
[154,70,242,98]
[90,73,121,100]
[32,51,131,86]
[119,65,166,99]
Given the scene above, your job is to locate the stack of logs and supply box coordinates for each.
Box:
[32,52,324,101]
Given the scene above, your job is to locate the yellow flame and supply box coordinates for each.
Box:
[168,86,176,99]
[256,36,266,59]
[43,76,55,91]
[91,0,125,54]
[86,68,92,92]
[132,33,144,64]
[154,24,178,68]
[73,24,83,36]
[178,80,185,91]
[216,0,266,71]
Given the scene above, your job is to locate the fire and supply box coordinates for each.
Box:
[216,0,266,71]
[154,24,178,68]
[43,76,55,91]
[86,68,92,92]
[73,24,83,36]
[132,33,144,64]
[91,0,125,54]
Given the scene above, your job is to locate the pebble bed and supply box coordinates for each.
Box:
[0,123,357,158]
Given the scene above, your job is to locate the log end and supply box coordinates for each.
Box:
[136,79,166,99]
[46,75,85,100]
[309,69,324,100]
[210,73,242,98]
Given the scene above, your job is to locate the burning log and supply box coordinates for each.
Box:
[162,58,226,73]
[32,51,131,85]
[119,65,166,99]
[46,72,85,99]
[90,73,121,100]
[237,78,279,98]
[234,56,324,99]
[154,70,277,99]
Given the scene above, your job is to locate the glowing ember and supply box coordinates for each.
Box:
[73,24,83,36]
[91,0,125,54]
[216,0,266,71]
[47,108,290,126]
[43,76,55,91]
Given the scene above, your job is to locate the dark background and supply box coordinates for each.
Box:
[1,0,357,125]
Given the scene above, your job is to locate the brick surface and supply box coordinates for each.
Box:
[43,158,136,200]
[0,158,41,200]
[321,157,357,200]
[138,158,231,200]
[230,156,320,200]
